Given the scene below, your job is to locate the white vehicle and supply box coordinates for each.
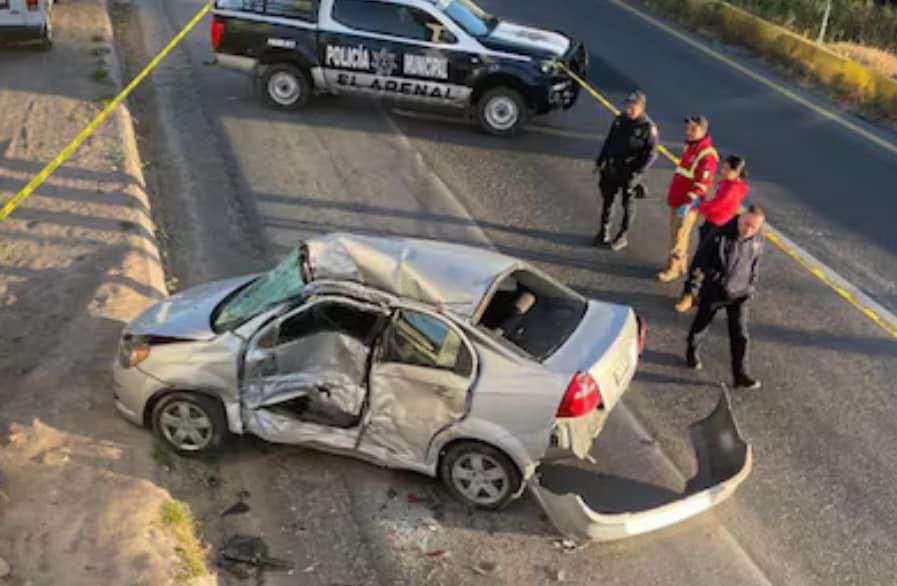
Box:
[0,0,53,50]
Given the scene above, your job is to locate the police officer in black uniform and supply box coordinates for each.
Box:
[593,91,659,251]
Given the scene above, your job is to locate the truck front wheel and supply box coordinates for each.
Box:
[260,64,311,110]
[477,87,527,137]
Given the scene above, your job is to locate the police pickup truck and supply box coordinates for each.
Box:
[211,0,587,135]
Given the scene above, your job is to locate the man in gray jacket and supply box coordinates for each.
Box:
[684,206,766,390]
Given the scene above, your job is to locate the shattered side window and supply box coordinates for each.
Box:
[213,249,305,332]
[381,311,472,377]
[278,302,380,346]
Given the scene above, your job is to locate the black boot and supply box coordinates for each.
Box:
[734,374,761,390]
[686,346,702,370]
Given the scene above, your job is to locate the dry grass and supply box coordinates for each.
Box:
[828,42,897,81]
[159,500,208,583]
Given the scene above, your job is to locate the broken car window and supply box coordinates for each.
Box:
[213,249,305,332]
[278,302,381,346]
[479,270,587,360]
[381,310,472,376]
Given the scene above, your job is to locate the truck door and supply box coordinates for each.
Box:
[319,0,474,106]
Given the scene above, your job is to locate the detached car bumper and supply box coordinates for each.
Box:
[531,390,752,542]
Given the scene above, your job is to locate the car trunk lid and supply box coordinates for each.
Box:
[544,300,638,415]
[531,389,752,542]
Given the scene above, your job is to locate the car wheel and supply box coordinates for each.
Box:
[477,87,527,137]
[151,392,228,456]
[439,442,522,510]
[261,64,311,110]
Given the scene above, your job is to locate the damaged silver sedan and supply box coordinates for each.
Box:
[112,233,751,540]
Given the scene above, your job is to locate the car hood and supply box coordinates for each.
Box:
[532,389,752,542]
[480,21,571,58]
[127,275,257,341]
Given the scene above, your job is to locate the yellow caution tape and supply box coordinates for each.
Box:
[556,61,897,340]
[0,1,213,221]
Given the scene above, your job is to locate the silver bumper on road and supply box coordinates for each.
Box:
[531,389,752,542]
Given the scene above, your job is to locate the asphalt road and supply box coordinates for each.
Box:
[114,0,897,584]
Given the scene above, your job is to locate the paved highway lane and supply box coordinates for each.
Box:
[116,0,897,583]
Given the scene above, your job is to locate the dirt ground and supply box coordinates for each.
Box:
[0,1,198,584]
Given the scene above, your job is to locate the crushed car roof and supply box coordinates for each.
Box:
[304,233,519,318]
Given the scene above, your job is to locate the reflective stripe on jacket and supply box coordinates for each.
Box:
[667,135,719,208]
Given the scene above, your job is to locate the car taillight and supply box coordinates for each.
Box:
[26,0,39,10]
[210,17,225,51]
[556,371,602,418]
[637,315,647,355]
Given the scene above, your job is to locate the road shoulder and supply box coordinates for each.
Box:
[0,1,203,583]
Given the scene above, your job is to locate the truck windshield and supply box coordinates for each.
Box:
[442,0,497,37]
[212,249,305,332]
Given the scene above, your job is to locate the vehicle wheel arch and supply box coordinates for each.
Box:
[142,387,227,428]
[471,72,535,111]
[256,49,316,72]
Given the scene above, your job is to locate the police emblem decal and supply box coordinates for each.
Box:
[372,48,399,77]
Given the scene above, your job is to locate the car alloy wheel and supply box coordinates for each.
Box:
[158,400,214,452]
[268,72,301,106]
[477,87,527,136]
[261,64,311,110]
[484,96,519,132]
[452,453,510,506]
[441,442,521,509]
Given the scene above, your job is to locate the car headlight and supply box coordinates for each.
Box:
[119,334,151,368]
[541,60,560,74]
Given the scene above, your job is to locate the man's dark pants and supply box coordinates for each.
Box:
[599,168,636,236]
[687,287,750,379]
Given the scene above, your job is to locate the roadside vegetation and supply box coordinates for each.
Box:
[829,42,897,80]
[159,500,209,582]
[640,0,897,120]
[725,0,897,52]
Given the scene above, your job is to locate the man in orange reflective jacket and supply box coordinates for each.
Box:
[658,115,719,282]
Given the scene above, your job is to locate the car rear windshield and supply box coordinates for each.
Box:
[212,249,305,332]
[478,270,586,360]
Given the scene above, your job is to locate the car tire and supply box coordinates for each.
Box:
[439,441,522,510]
[477,87,527,137]
[260,64,311,110]
[151,392,228,456]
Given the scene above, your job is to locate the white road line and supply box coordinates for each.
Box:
[608,0,897,159]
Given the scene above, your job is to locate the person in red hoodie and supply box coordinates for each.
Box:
[697,155,749,242]
[658,115,718,283]
[675,155,750,312]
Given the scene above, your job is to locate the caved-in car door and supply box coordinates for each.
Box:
[359,308,476,468]
[240,298,387,452]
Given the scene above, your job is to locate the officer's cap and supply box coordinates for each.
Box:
[625,91,646,106]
